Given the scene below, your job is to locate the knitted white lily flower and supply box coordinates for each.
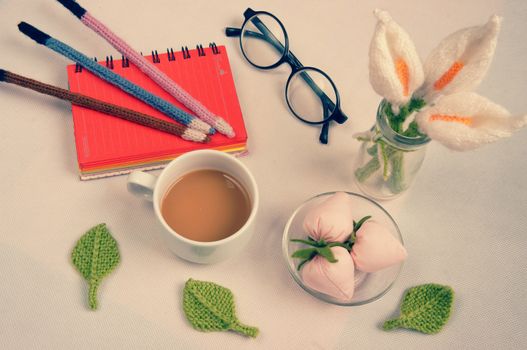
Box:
[369,9,424,111]
[365,11,526,152]
[417,15,502,101]
[415,92,527,151]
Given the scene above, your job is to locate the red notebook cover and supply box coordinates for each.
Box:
[66,45,247,180]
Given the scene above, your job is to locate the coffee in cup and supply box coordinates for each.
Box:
[160,169,251,242]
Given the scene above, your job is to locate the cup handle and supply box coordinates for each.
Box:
[127,171,157,201]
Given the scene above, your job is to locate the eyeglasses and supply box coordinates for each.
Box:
[226,8,348,144]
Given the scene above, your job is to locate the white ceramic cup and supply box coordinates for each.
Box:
[127,150,259,264]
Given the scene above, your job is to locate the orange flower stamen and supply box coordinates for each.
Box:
[394,58,410,96]
[433,61,464,91]
[429,114,473,126]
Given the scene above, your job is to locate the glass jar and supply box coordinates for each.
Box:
[354,100,430,200]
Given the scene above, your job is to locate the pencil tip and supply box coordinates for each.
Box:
[56,0,87,19]
[213,118,235,138]
[182,128,211,143]
[18,22,50,45]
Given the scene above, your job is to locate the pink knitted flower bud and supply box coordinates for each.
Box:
[301,247,355,300]
[303,192,354,242]
[351,220,407,273]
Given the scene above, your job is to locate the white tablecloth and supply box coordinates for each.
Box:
[1,0,526,349]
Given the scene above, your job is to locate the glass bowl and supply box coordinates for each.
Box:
[282,191,404,306]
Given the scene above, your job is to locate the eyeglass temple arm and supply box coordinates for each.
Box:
[319,117,330,144]
[226,25,347,124]
[225,27,242,37]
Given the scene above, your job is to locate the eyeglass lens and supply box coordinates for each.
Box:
[241,14,286,68]
[287,68,337,123]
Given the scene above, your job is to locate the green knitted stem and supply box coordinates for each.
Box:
[355,156,380,182]
[382,318,402,331]
[388,151,405,194]
[88,279,99,310]
[354,98,426,192]
[230,321,259,338]
[380,143,390,180]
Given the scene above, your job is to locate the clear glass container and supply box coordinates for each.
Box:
[354,100,431,200]
[282,192,404,306]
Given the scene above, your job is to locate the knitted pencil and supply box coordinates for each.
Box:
[55,0,235,138]
[17,22,214,135]
[0,68,210,143]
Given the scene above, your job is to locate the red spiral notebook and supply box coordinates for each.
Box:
[66,44,247,180]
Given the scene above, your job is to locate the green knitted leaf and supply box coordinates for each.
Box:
[383,283,454,334]
[183,279,259,338]
[71,223,120,310]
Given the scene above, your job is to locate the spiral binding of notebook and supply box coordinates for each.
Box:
[67,43,248,180]
[74,43,222,73]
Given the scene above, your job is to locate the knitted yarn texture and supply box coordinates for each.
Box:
[183,279,259,338]
[383,283,454,334]
[72,223,120,310]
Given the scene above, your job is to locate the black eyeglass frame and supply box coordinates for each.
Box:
[226,8,348,144]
